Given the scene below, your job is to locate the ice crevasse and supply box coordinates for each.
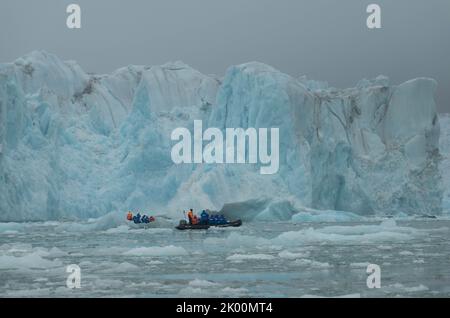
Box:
[0,51,444,221]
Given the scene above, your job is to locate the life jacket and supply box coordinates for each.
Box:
[187,211,194,221]
[192,215,199,225]
[126,212,133,221]
[134,214,141,224]
[200,211,208,224]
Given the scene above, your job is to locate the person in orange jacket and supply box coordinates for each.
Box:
[187,209,194,224]
[126,211,133,221]
[187,209,197,225]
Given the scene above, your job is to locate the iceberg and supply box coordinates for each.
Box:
[0,51,444,221]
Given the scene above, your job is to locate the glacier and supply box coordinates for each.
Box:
[439,113,450,213]
[0,51,445,222]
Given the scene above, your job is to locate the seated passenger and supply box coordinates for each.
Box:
[218,215,227,225]
[200,210,209,225]
[133,212,142,224]
[126,211,133,221]
[187,209,195,225]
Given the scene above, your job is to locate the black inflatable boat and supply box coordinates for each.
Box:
[175,219,242,230]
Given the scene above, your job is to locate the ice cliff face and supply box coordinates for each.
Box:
[208,64,441,217]
[439,113,450,214]
[0,51,443,221]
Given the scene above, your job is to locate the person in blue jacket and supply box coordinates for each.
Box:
[218,215,227,225]
[133,212,141,224]
[200,210,209,225]
[209,215,218,225]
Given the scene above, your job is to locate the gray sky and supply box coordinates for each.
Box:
[1,0,449,112]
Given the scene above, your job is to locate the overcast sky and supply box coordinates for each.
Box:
[0,0,449,112]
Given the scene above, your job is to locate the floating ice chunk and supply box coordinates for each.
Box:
[6,288,53,297]
[349,262,370,268]
[205,221,425,251]
[1,230,19,235]
[178,287,207,297]
[46,247,67,258]
[219,287,248,297]
[104,225,130,234]
[300,293,361,298]
[93,246,129,256]
[254,200,299,221]
[79,260,94,267]
[292,259,331,269]
[147,260,164,265]
[0,223,26,234]
[203,232,270,249]
[180,285,250,298]
[388,283,429,293]
[226,253,275,261]
[188,279,220,288]
[403,285,429,292]
[123,245,188,257]
[291,210,362,223]
[102,262,140,273]
[94,279,124,289]
[380,219,397,227]
[272,225,416,246]
[413,259,425,264]
[0,252,62,269]
[278,250,310,259]
[333,293,362,298]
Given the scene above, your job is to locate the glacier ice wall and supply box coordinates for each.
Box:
[208,64,442,216]
[439,113,450,214]
[0,51,443,221]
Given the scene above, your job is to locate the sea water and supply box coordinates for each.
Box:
[0,219,449,297]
